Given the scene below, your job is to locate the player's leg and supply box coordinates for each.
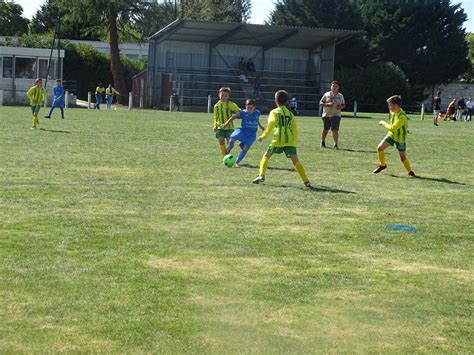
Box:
[374,139,391,173]
[398,149,415,176]
[253,151,272,184]
[321,117,331,147]
[433,110,439,126]
[45,104,54,118]
[290,154,311,186]
[235,145,249,166]
[331,116,341,148]
[218,136,227,156]
[60,107,64,119]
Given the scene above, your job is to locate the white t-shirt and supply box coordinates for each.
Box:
[320,91,345,118]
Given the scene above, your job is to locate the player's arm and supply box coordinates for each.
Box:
[258,113,276,141]
[338,95,346,110]
[221,114,238,129]
[229,102,241,117]
[213,105,219,131]
[379,114,405,132]
[26,87,34,101]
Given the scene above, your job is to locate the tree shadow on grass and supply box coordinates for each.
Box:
[387,174,467,186]
[40,128,71,134]
[239,163,295,172]
[274,184,356,194]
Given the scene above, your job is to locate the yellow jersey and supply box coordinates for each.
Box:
[382,109,409,143]
[106,87,120,98]
[213,100,240,130]
[96,86,106,95]
[261,106,298,147]
[26,86,46,106]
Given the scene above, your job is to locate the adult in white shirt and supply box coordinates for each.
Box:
[319,81,345,149]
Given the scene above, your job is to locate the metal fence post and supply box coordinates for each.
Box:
[128,92,132,110]
[421,103,425,120]
[169,96,173,112]
[207,95,212,113]
[353,101,358,118]
[65,90,69,109]
[0,89,3,106]
[88,92,91,109]
[139,92,143,109]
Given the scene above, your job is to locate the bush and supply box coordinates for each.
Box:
[336,62,409,112]
[64,43,147,100]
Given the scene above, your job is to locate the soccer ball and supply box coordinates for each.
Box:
[223,154,236,167]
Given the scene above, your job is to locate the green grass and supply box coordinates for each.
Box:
[0,107,472,353]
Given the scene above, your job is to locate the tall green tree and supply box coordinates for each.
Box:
[182,0,251,23]
[359,0,469,87]
[55,0,144,104]
[0,0,29,36]
[270,0,372,68]
[30,0,103,40]
[460,33,474,81]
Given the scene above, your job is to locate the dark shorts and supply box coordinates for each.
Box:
[322,116,341,130]
[384,136,406,152]
[31,105,41,113]
[267,146,297,158]
[215,129,233,139]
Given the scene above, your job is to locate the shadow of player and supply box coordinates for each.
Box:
[40,128,71,134]
[387,174,467,186]
[239,163,295,172]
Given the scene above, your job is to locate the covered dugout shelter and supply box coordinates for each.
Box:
[146,19,356,112]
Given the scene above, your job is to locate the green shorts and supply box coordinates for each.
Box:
[384,136,406,152]
[215,129,233,139]
[267,146,297,158]
[31,105,41,113]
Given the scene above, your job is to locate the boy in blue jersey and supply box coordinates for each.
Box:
[45,79,65,119]
[221,99,265,167]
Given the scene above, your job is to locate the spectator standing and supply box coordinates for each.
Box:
[456,97,466,121]
[432,90,441,126]
[319,81,345,149]
[465,98,472,122]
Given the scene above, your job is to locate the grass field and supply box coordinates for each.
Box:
[1,106,472,353]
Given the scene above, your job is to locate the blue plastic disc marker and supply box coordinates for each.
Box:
[385,225,417,232]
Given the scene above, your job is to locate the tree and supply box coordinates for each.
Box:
[134,0,177,40]
[55,0,143,104]
[182,0,252,23]
[460,33,474,82]
[269,0,372,68]
[0,0,29,36]
[30,0,103,40]
[358,0,469,87]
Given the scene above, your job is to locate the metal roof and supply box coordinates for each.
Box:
[149,20,358,49]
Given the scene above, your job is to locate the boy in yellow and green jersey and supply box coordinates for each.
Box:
[213,87,240,156]
[374,95,416,177]
[253,90,312,188]
[27,78,46,129]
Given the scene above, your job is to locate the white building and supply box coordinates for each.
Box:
[0,46,65,105]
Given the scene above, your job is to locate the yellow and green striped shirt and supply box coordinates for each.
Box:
[213,100,240,130]
[382,109,409,144]
[26,86,46,106]
[261,106,298,147]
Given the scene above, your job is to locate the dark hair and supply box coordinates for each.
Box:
[331,81,340,86]
[98,83,103,87]
[219,87,231,94]
[35,78,42,83]
[275,90,289,105]
[437,91,442,95]
[387,95,402,106]
[246,98,256,106]
[56,79,61,82]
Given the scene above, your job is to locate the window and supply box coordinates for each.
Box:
[39,59,48,79]
[3,57,13,78]
[15,57,37,79]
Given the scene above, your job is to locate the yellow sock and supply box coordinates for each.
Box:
[219,144,227,156]
[32,117,37,127]
[403,159,412,173]
[378,151,386,166]
[259,156,270,176]
[294,161,309,183]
